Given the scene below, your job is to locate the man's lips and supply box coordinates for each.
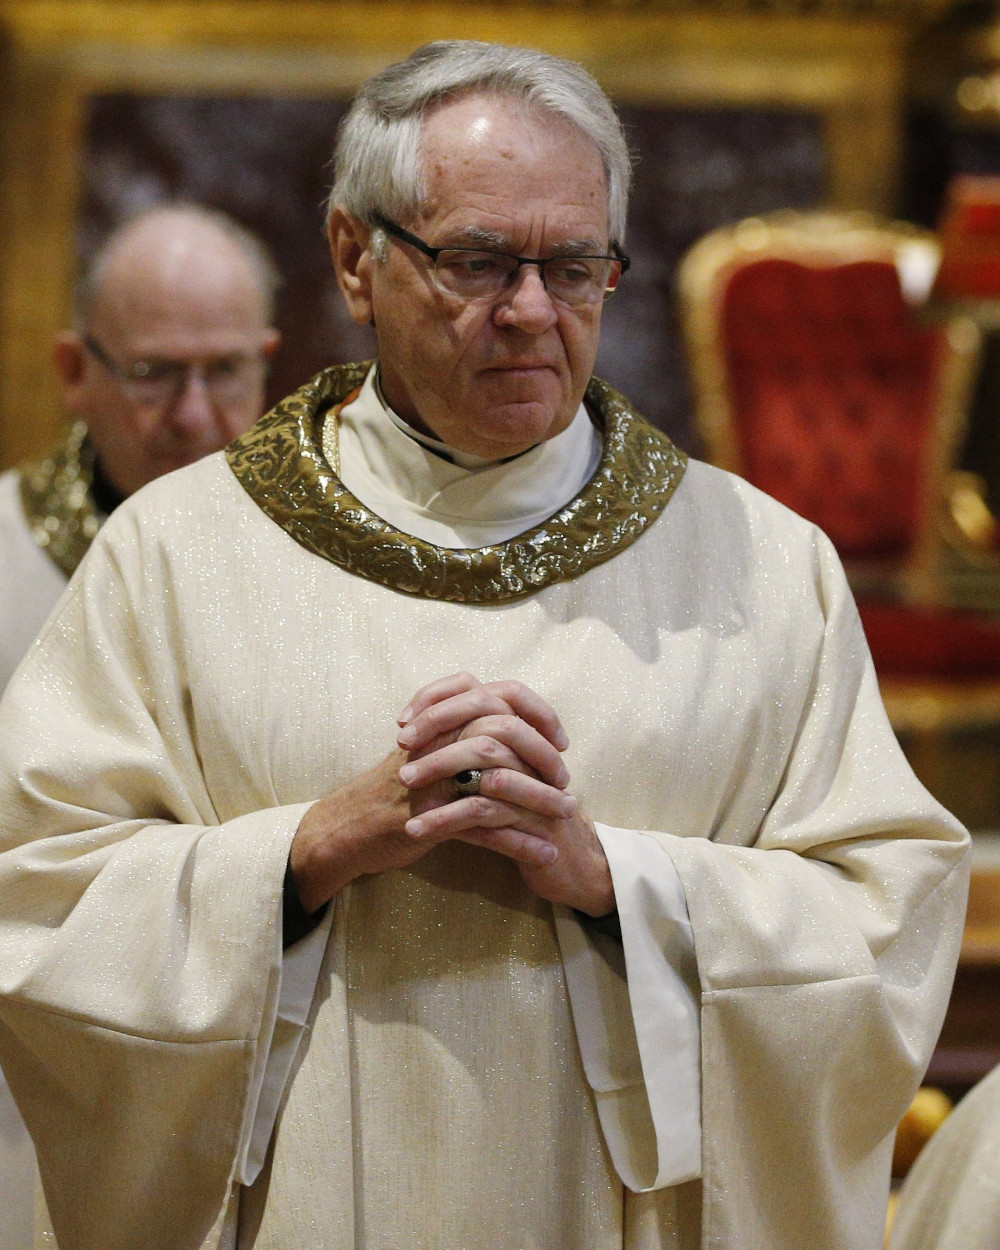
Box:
[483,362,556,374]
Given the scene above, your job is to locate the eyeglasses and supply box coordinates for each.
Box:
[84,335,268,408]
[373,215,630,306]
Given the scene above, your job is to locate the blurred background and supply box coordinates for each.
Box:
[2,0,1000,1112]
[0,0,982,463]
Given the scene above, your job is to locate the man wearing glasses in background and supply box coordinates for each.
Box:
[0,42,970,1250]
[0,202,278,1250]
[0,202,280,693]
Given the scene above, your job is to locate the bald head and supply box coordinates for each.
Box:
[56,205,280,498]
[78,205,279,330]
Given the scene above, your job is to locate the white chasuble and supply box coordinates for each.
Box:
[0,364,969,1250]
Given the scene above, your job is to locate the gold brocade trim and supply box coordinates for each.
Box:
[226,361,687,604]
[18,421,101,577]
[321,385,363,480]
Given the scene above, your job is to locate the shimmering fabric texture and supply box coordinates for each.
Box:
[0,432,969,1250]
[888,1062,1000,1250]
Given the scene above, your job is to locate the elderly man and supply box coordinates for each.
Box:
[0,203,280,691]
[0,203,278,1250]
[0,42,969,1250]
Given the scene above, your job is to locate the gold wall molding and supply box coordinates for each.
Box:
[0,0,935,467]
[0,0,960,33]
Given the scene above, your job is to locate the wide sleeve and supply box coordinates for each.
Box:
[559,529,969,1250]
[555,841,700,1192]
[0,521,311,1250]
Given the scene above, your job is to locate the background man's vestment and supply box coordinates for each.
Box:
[888,1062,1000,1250]
[0,421,104,1250]
[0,366,969,1250]
[0,422,102,691]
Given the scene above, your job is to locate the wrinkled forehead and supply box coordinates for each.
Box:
[91,242,271,346]
[415,91,609,223]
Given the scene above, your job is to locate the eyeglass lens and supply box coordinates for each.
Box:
[432,251,622,304]
[125,356,265,405]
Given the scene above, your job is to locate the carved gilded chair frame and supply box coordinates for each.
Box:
[678,208,1000,738]
[0,0,920,469]
[678,209,982,601]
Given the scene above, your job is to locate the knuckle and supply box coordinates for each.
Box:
[468,795,492,821]
[480,736,502,762]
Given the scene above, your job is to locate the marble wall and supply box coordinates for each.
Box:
[83,94,824,452]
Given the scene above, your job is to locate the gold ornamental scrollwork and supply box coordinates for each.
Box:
[226,361,687,604]
[18,421,102,577]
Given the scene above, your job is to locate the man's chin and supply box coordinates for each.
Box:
[467,400,575,458]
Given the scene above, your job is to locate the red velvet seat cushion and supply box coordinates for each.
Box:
[722,258,945,560]
[858,601,1000,677]
[935,176,1000,299]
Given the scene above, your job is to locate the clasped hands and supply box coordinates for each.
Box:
[290,672,614,919]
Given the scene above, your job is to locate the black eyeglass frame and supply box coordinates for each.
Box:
[83,334,269,402]
[372,215,630,300]
[84,334,151,385]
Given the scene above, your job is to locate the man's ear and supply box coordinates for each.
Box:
[52,331,89,413]
[328,208,375,326]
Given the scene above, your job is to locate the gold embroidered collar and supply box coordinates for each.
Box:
[226,361,687,604]
[18,421,102,577]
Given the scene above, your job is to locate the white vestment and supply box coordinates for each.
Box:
[0,468,70,1250]
[0,469,69,692]
[888,1063,1000,1250]
[0,368,969,1250]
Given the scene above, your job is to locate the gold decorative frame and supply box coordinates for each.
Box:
[0,0,935,469]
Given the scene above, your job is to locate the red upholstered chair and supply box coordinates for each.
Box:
[678,210,1000,760]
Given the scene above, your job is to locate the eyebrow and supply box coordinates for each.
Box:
[451,225,509,249]
[445,226,608,255]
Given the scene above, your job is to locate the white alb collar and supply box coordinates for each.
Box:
[330,365,602,548]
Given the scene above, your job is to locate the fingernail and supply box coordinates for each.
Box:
[399,764,417,784]
[556,729,570,751]
[398,704,414,725]
[407,818,425,838]
[397,726,416,747]
[560,795,577,817]
[540,845,558,865]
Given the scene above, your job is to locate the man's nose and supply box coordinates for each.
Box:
[166,368,217,431]
[493,265,559,333]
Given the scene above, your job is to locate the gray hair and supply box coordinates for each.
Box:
[329,40,632,249]
[76,202,281,328]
